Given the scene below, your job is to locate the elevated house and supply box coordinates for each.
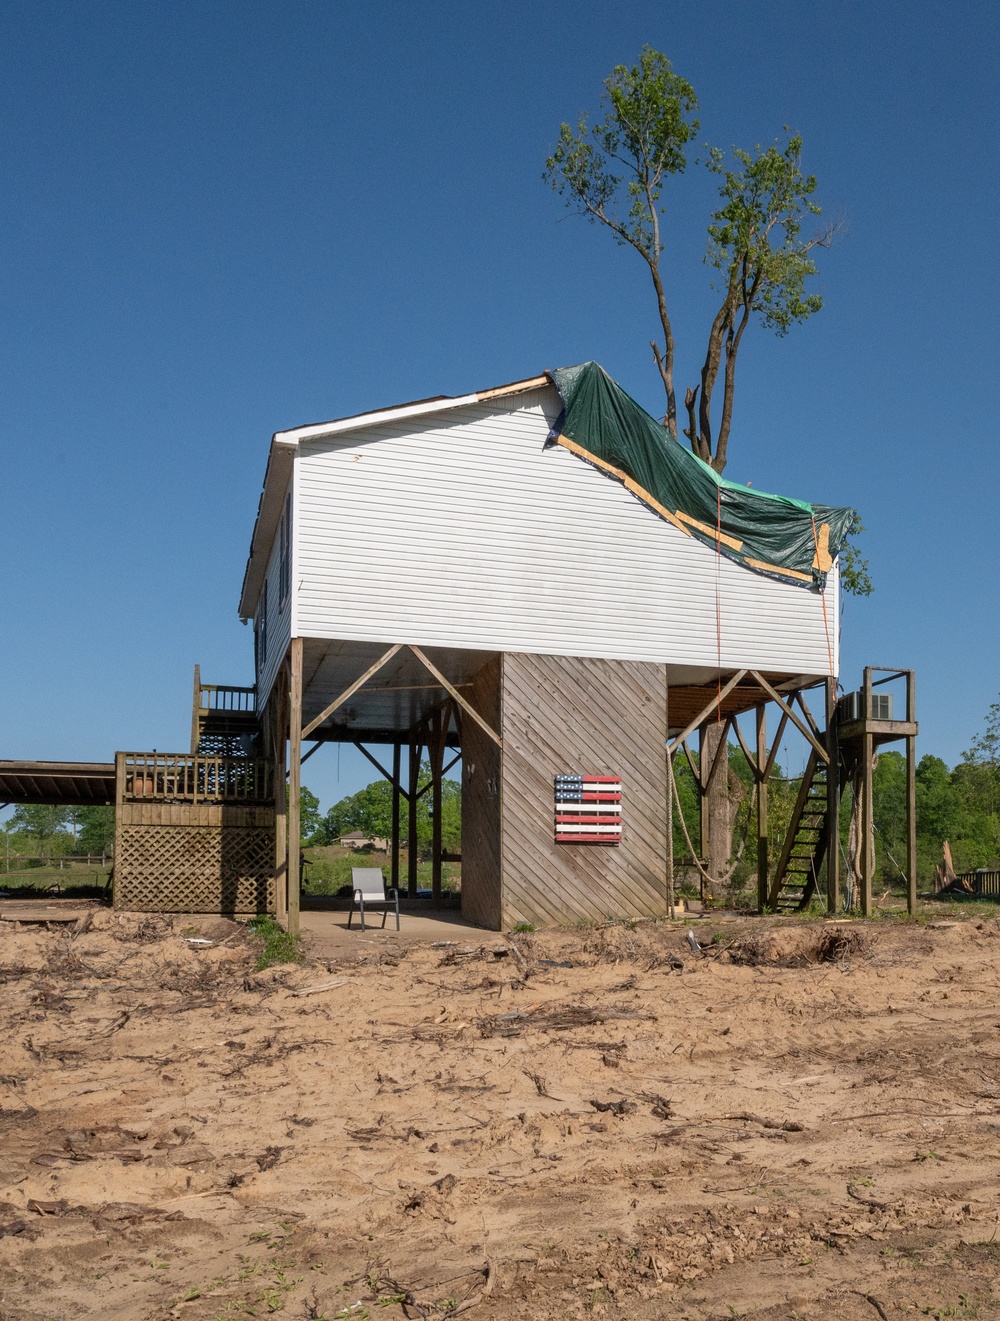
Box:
[238,362,857,932]
[0,363,919,925]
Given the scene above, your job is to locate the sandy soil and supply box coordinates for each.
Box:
[2,908,1000,1321]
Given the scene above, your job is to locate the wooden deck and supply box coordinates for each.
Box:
[0,760,115,806]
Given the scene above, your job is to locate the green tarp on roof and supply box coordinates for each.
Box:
[548,362,855,589]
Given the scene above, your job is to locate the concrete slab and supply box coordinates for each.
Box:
[299,908,495,958]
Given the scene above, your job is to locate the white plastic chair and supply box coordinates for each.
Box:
[348,867,400,931]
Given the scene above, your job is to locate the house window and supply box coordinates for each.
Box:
[278,494,291,609]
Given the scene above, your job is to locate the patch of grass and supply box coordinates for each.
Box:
[248,916,303,970]
[511,922,535,933]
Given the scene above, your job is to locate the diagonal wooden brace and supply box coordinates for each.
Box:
[750,672,830,764]
[301,643,403,740]
[667,670,749,753]
[408,645,502,747]
[354,742,408,799]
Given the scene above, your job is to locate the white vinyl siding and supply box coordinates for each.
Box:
[291,387,839,676]
[255,482,293,703]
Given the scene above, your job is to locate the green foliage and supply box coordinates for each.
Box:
[705,132,824,338]
[72,805,115,854]
[839,519,873,597]
[297,785,322,844]
[4,803,114,858]
[955,695,1000,865]
[670,756,700,856]
[965,697,1000,765]
[8,804,69,850]
[316,764,461,855]
[544,46,698,263]
[248,915,303,970]
[847,697,1000,885]
[320,778,394,842]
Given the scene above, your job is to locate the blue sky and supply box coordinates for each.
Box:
[1,0,997,818]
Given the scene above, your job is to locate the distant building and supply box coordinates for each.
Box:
[337,831,389,852]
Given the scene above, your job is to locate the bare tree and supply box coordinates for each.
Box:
[544,48,697,442]
[544,48,833,477]
[685,137,833,474]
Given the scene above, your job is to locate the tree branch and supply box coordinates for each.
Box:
[683,385,699,449]
[714,268,761,472]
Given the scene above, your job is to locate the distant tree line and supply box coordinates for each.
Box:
[300,761,461,856]
[1,804,115,857]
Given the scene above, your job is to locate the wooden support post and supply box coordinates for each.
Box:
[407,730,420,899]
[826,677,840,915]
[431,706,444,905]
[273,681,288,926]
[697,725,710,901]
[287,638,303,935]
[861,666,874,918]
[906,670,917,915]
[391,741,401,894]
[190,664,202,755]
[666,681,674,920]
[756,705,768,913]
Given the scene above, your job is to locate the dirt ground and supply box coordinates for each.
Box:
[2,909,1000,1321]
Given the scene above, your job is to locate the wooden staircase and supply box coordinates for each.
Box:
[191,666,259,757]
[767,750,829,912]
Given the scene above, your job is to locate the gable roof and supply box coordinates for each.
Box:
[239,363,856,618]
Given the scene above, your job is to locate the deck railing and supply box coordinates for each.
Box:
[197,684,257,714]
[958,869,1000,897]
[116,752,274,805]
[190,666,259,753]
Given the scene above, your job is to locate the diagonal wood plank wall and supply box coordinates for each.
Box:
[500,652,668,929]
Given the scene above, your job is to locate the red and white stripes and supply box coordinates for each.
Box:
[554,775,622,844]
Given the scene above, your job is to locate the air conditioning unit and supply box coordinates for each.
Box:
[837,691,893,723]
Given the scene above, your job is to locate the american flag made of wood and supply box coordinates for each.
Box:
[554,775,622,844]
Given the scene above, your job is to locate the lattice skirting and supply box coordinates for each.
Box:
[114,824,275,914]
